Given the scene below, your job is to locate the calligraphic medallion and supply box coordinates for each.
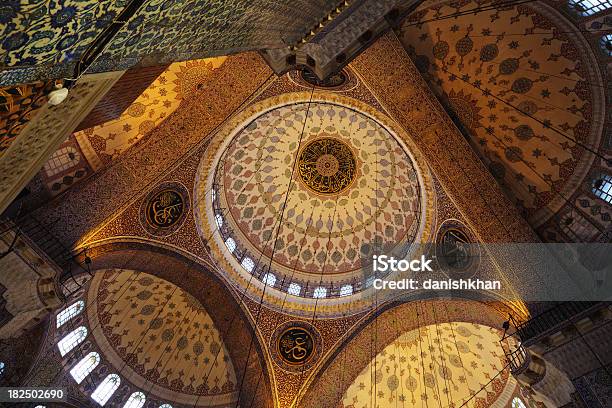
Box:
[140,182,190,237]
[278,327,315,365]
[298,138,357,195]
[271,321,322,372]
[435,220,480,276]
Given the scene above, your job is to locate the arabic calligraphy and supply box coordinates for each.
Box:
[438,228,472,270]
[298,138,357,195]
[146,189,184,228]
[278,327,314,365]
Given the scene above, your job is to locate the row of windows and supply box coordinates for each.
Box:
[218,209,355,299]
[56,302,174,407]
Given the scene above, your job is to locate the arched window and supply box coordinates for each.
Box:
[262,273,276,287]
[215,213,224,228]
[57,326,87,356]
[592,173,612,204]
[70,352,100,384]
[287,282,301,296]
[512,397,527,408]
[56,300,85,328]
[241,257,255,273]
[339,284,353,296]
[0,361,5,376]
[601,34,612,56]
[225,237,236,253]
[568,0,611,15]
[159,404,173,408]
[123,392,146,408]
[313,286,327,298]
[91,374,120,406]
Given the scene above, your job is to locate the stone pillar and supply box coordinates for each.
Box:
[513,349,576,407]
[0,229,63,339]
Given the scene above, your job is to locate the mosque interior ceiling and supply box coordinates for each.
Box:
[0,1,610,407]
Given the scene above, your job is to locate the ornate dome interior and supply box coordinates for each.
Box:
[0,0,610,407]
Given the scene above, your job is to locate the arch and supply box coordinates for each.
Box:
[91,373,121,406]
[76,240,274,408]
[69,351,100,384]
[298,299,515,408]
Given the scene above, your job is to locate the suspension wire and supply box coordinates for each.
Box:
[442,303,472,404]
[232,88,316,408]
[437,65,610,164]
[464,105,609,238]
[458,362,511,408]
[403,0,542,28]
[416,302,430,408]
[420,302,443,408]
[432,305,455,406]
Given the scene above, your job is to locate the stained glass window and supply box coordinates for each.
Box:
[225,237,236,253]
[70,352,100,384]
[512,397,527,408]
[313,286,327,298]
[241,257,255,273]
[287,283,301,296]
[57,326,87,356]
[123,392,146,408]
[91,374,120,406]
[56,300,85,328]
[592,173,612,204]
[262,273,276,287]
[568,0,611,15]
[601,34,612,56]
[339,284,353,296]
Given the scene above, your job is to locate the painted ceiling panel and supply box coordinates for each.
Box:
[87,269,238,405]
[341,322,519,408]
[398,0,606,227]
[0,0,337,85]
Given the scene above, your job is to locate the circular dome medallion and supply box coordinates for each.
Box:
[140,181,189,236]
[298,137,357,195]
[271,320,322,372]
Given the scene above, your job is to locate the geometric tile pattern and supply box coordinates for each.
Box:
[342,322,516,408]
[74,57,227,167]
[91,269,237,397]
[398,0,605,226]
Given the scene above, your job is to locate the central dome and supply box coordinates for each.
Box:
[195,94,433,313]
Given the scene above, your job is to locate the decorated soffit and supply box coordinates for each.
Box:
[74,57,227,169]
[86,269,238,406]
[0,0,339,85]
[398,0,606,227]
[0,81,51,158]
[341,322,518,408]
[34,57,228,198]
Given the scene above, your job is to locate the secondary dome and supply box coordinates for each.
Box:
[195,93,433,316]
